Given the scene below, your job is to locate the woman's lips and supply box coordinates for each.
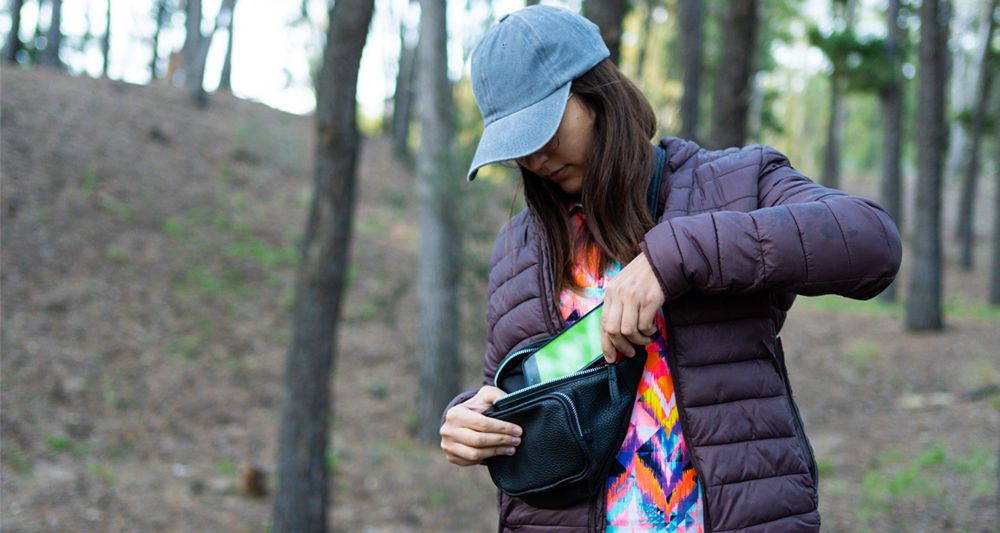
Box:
[548,165,568,181]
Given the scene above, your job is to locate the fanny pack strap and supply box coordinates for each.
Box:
[646,144,667,222]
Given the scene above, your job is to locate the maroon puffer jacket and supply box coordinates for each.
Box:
[444,136,902,532]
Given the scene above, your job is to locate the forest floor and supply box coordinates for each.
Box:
[1,67,998,532]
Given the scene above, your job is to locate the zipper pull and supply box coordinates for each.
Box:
[608,364,619,403]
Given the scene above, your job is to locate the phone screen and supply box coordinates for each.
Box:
[525,304,605,384]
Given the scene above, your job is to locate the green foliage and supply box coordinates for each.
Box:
[169,333,203,361]
[847,339,879,375]
[217,458,238,477]
[80,169,103,194]
[807,27,895,93]
[47,435,88,456]
[326,450,341,470]
[364,377,389,400]
[798,295,1000,322]
[87,462,117,485]
[105,244,129,263]
[224,239,297,269]
[103,386,127,412]
[4,446,32,476]
[857,441,996,522]
[426,489,448,508]
[816,457,835,477]
[954,108,998,132]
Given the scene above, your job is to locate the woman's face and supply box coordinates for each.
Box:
[516,94,595,196]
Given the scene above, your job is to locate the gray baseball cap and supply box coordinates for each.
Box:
[466,5,610,181]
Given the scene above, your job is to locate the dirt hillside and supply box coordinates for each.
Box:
[1,67,998,532]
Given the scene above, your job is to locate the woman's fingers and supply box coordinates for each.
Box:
[442,441,516,466]
[601,252,666,358]
[619,302,651,346]
[638,302,658,337]
[440,385,525,467]
[601,298,632,361]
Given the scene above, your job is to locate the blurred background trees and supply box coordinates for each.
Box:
[2,0,1000,530]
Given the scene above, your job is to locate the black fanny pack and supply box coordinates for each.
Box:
[482,145,667,509]
[484,340,647,508]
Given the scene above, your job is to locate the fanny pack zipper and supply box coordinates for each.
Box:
[493,365,605,407]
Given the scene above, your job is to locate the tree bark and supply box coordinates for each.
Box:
[820,0,857,190]
[955,0,996,271]
[40,0,62,68]
[187,0,216,106]
[678,0,703,142]
[633,0,654,83]
[906,0,949,331]
[101,0,111,77]
[709,0,758,150]
[990,68,1000,305]
[414,0,462,444]
[879,0,904,302]
[583,0,629,65]
[3,0,24,63]
[218,0,237,92]
[271,0,374,529]
[150,0,168,79]
[180,0,202,86]
[945,1,992,182]
[392,5,417,161]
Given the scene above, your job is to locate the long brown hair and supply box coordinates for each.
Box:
[520,59,658,299]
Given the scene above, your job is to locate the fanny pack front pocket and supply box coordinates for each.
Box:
[486,391,591,497]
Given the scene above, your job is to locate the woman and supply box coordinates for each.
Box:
[439,6,901,532]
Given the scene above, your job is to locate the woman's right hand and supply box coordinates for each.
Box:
[440,385,523,466]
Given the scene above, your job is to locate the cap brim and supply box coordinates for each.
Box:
[466,81,572,181]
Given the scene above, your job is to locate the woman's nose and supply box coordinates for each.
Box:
[518,150,548,172]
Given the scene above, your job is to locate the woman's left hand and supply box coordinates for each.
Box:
[601,251,665,363]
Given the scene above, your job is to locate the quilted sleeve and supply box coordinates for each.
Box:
[639,145,902,302]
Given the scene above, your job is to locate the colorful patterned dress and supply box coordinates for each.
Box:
[558,203,705,532]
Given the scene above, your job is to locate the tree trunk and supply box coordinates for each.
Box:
[40,0,62,68]
[180,0,202,85]
[583,0,628,65]
[709,0,758,150]
[879,0,904,302]
[414,0,462,444]
[945,1,992,182]
[820,75,844,189]
[271,0,374,529]
[392,5,417,161]
[906,0,949,331]
[990,68,1000,305]
[3,0,24,63]
[188,0,218,106]
[633,0,654,83]
[678,0,703,142]
[955,0,997,271]
[150,0,168,79]
[218,0,237,92]
[101,0,111,77]
[820,0,857,189]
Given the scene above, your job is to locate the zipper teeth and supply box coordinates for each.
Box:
[494,365,605,404]
[493,345,543,386]
[551,391,584,437]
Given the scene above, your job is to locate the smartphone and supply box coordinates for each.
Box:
[522,304,605,386]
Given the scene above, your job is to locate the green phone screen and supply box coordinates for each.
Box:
[531,304,605,382]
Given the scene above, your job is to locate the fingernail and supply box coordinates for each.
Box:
[506,448,516,455]
[512,437,521,445]
[512,427,522,436]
